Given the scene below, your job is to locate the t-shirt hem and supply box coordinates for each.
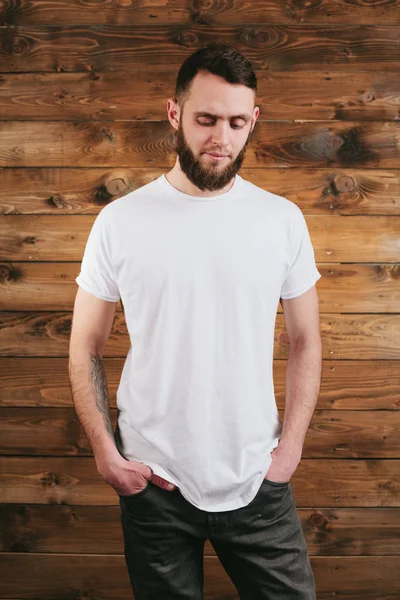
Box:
[75,276,120,302]
[138,460,274,512]
[280,271,322,300]
[177,467,273,512]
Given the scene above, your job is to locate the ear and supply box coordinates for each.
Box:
[167,97,180,131]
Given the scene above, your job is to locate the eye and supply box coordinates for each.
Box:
[197,119,244,129]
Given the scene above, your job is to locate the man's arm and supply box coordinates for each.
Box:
[68,287,121,470]
[279,284,322,454]
[266,285,322,482]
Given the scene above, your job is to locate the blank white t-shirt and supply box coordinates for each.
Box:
[75,173,321,511]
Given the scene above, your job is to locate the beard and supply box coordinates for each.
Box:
[174,120,253,192]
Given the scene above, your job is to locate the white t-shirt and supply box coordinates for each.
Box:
[75,173,321,512]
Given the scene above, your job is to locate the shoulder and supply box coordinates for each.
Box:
[238,175,302,221]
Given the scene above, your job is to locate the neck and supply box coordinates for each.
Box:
[165,159,236,198]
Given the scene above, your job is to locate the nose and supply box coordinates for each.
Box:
[210,120,230,149]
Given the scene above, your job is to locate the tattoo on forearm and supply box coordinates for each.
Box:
[89,352,114,439]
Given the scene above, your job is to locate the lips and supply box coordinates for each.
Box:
[205,152,229,162]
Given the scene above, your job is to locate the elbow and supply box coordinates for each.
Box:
[290,333,322,353]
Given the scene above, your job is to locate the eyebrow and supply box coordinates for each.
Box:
[194,111,251,122]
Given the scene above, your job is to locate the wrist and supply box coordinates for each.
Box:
[277,438,303,456]
[94,443,124,473]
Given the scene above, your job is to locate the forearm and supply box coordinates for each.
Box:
[68,348,120,464]
[279,337,322,453]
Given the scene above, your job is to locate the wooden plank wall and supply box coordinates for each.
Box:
[0,1,400,598]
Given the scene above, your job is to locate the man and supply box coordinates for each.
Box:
[69,42,321,599]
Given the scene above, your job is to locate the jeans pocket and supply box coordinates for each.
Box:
[263,478,290,487]
[119,481,151,500]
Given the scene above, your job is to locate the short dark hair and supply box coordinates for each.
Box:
[174,42,257,108]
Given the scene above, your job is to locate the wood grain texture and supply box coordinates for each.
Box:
[0,456,399,506]
[1,25,400,73]
[1,0,400,26]
[0,553,398,599]
[0,121,399,167]
[1,358,399,410]
[1,215,400,262]
[1,167,400,216]
[1,503,399,556]
[0,312,399,359]
[0,70,400,122]
[2,262,400,313]
[1,407,399,458]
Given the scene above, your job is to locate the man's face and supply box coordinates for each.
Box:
[171,71,259,192]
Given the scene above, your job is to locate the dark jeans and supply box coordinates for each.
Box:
[119,478,316,600]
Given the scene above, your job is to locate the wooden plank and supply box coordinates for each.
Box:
[1,553,398,600]
[1,312,399,359]
[1,121,399,168]
[2,215,400,262]
[1,167,399,216]
[2,262,400,313]
[1,70,400,122]
[0,457,399,507]
[1,358,398,411]
[0,552,136,599]
[1,25,400,73]
[2,0,400,26]
[1,503,399,556]
[1,408,399,458]
[310,557,400,600]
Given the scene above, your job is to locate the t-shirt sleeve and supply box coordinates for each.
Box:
[280,206,321,300]
[75,207,120,302]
